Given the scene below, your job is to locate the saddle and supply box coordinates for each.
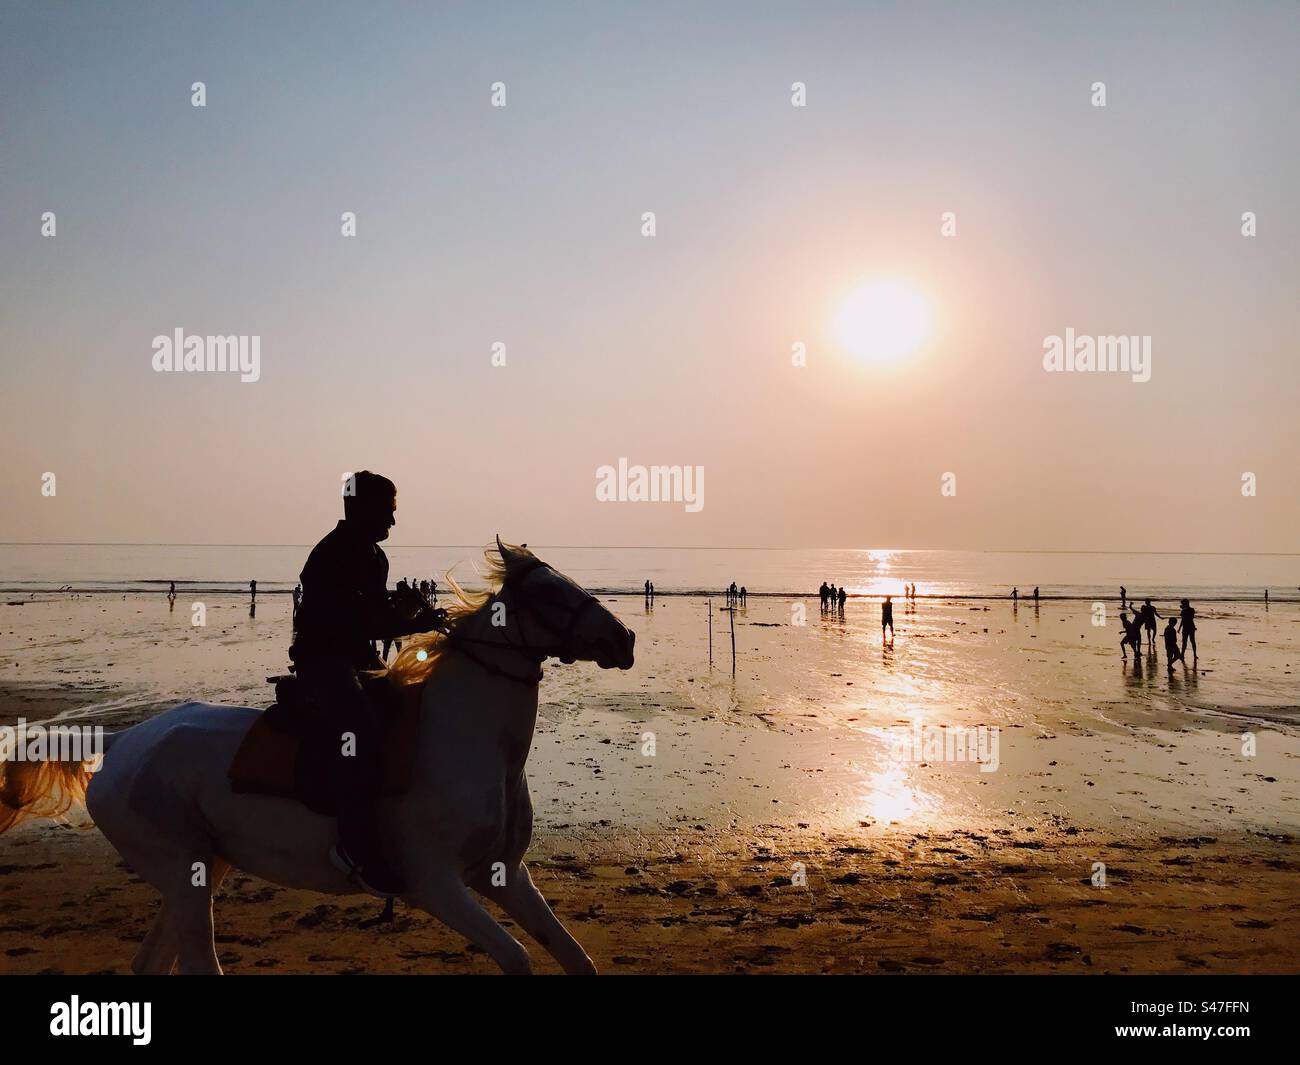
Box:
[227,672,422,817]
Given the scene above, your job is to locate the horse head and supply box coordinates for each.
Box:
[496,536,635,671]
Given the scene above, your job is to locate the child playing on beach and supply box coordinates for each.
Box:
[1120,608,1143,659]
[1163,617,1183,670]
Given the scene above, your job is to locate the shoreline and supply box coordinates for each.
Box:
[3,588,1294,604]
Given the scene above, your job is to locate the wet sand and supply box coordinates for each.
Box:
[1,593,1298,974]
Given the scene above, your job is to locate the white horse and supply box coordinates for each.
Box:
[0,540,635,974]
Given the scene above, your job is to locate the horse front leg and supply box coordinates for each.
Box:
[407,873,533,975]
[479,862,598,975]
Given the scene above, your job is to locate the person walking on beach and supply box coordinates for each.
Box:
[1178,599,1199,665]
[292,583,301,614]
[1120,586,1127,610]
[837,585,847,613]
[291,469,441,896]
[645,579,652,599]
[1163,617,1183,670]
[819,582,830,612]
[1011,587,1018,604]
[1033,586,1039,604]
[739,586,747,606]
[249,579,257,603]
[829,584,837,611]
[881,595,894,642]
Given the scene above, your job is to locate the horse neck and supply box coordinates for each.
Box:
[423,593,542,725]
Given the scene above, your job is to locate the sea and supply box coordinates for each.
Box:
[1,544,1295,602]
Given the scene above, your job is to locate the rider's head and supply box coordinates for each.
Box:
[344,470,397,542]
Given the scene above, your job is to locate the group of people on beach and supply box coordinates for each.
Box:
[818,583,916,643]
[725,582,747,607]
[1118,589,1198,669]
[818,581,847,613]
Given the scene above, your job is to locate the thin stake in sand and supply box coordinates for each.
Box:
[707,597,713,670]
[730,601,736,678]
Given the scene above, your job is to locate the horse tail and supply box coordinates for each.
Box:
[0,727,109,833]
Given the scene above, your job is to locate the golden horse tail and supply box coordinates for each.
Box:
[0,737,95,834]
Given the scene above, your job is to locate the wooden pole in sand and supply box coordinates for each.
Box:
[729,601,736,678]
[708,598,713,669]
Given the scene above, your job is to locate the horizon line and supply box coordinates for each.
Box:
[2,542,1299,558]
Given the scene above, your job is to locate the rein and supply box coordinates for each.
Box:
[437,559,602,687]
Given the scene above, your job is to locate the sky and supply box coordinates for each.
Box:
[1,1,1297,551]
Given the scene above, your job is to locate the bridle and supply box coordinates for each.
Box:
[439,558,604,687]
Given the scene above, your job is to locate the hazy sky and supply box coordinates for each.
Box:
[2,1,1297,551]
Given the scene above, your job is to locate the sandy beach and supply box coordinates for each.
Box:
[2,590,1297,974]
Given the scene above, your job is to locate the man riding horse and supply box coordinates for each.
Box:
[291,470,441,896]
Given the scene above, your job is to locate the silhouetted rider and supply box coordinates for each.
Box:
[290,470,439,897]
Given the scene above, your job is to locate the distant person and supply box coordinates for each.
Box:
[645,579,651,598]
[1033,586,1039,604]
[168,580,176,599]
[837,586,847,612]
[1163,617,1183,670]
[1011,587,1018,604]
[829,584,837,609]
[740,586,747,606]
[249,579,257,603]
[1120,586,1127,609]
[1264,588,1269,605]
[881,595,894,642]
[428,579,438,605]
[819,582,830,611]
[1136,599,1161,648]
[1178,599,1199,665]
[649,581,654,598]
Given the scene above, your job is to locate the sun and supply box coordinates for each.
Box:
[833,280,930,362]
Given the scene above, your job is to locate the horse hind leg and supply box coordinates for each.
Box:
[132,903,177,975]
[131,856,230,976]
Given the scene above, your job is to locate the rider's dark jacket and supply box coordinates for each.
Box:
[290,519,424,670]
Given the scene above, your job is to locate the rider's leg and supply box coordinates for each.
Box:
[299,662,401,894]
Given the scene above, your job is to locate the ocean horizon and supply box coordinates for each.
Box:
[3,543,1296,601]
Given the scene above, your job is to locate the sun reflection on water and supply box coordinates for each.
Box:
[858,760,935,825]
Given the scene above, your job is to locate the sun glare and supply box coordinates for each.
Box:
[833,280,929,362]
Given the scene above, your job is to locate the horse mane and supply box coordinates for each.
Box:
[387,542,533,689]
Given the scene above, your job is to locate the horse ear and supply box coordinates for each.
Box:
[496,534,519,567]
